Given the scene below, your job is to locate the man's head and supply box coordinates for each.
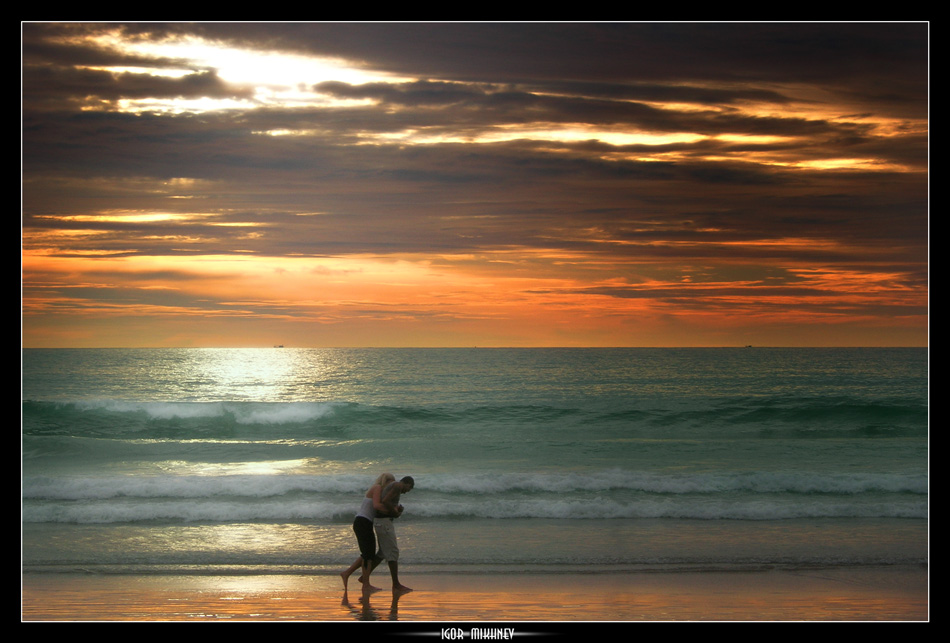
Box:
[400,476,415,492]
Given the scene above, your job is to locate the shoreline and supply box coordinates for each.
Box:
[22,566,928,622]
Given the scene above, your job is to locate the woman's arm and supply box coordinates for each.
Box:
[371,484,388,513]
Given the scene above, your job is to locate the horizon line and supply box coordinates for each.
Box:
[20,345,928,350]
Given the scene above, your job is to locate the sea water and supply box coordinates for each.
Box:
[22,348,928,576]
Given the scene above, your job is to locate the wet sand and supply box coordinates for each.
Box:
[22,567,927,623]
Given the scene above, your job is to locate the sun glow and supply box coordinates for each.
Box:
[33,211,198,224]
[56,30,412,114]
[355,124,706,147]
[85,31,407,87]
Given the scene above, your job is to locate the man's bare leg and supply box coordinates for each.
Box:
[389,560,412,593]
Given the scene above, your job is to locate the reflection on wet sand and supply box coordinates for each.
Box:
[22,569,928,622]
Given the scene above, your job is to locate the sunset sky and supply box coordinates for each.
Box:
[21,23,929,348]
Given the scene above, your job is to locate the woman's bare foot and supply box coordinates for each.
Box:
[361,581,382,594]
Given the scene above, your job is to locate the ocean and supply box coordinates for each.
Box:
[22,348,928,579]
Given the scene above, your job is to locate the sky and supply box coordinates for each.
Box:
[21,22,929,348]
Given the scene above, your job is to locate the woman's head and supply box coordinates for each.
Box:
[374,472,396,487]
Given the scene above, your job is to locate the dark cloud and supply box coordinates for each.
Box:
[24,67,253,113]
[166,23,925,88]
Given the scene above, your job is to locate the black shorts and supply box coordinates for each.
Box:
[353,516,377,562]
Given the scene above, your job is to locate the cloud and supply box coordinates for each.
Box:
[21,22,929,347]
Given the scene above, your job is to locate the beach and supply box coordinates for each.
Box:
[22,348,929,624]
[22,566,927,622]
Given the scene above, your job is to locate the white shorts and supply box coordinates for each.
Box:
[374,517,399,561]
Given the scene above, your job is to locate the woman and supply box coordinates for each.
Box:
[341,472,395,592]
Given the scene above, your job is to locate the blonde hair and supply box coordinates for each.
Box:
[373,472,395,488]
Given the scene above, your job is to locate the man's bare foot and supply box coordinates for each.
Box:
[393,584,413,594]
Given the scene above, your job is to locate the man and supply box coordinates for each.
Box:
[373,476,414,593]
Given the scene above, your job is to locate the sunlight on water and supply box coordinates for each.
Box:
[181,348,314,401]
[153,458,314,476]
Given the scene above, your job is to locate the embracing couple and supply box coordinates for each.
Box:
[341,473,415,594]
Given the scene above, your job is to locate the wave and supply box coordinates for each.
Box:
[22,469,927,524]
[22,399,346,428]
[22,495,927,524]
[22,396,929,440]
[22,470,928,501]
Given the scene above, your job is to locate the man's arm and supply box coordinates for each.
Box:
[380,485,403,517]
